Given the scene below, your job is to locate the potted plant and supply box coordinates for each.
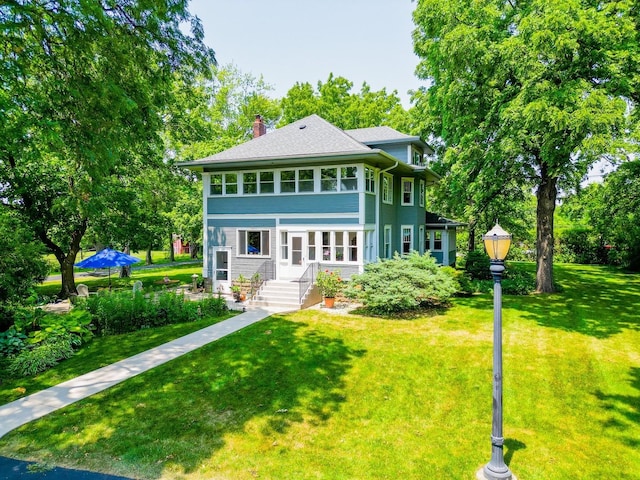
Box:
[316,269,343,308]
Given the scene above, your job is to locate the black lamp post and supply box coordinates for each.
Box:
[478,223,516,480]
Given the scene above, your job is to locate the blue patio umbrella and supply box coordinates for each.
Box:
[75,248,141,287]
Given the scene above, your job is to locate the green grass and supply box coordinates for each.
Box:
[1,263,639,479]
[44,250,196,274]
[37,263,203,297]
[0,311,236,405]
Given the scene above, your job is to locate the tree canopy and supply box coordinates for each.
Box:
[280,73,410,130]
[0,0,215,297]
[412,0,638,292]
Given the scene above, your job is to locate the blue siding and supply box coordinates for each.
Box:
[280,218,359,225]
[365,194,376,224]
[207,193,359,215]
[376,144,408,163]
[207,219,276,228]
[431,251,444,263]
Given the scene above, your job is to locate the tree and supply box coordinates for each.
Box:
[280,73,410,130]
[0,1,214,298]
[0,209,50,330]
[412,0,638,292]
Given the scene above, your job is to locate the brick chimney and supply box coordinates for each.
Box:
[252,114,267,138]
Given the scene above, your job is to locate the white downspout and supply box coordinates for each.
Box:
[376,162,398,259]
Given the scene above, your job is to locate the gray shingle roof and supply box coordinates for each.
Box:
[345,126,415,144]
[188,114,371,164]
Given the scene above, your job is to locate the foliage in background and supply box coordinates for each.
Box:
[344,252,457,314]
[0,210,51,331]
[77,290,227,336]
[280,73,410,130]
[412,0,638,293]
[0,1,215,298]
[464,250,492,281]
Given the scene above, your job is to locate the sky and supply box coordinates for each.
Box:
[187,0,422,106]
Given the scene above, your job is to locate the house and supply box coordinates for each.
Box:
[180,114,458,306]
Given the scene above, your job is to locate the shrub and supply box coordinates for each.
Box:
[464,250,492,280]
[0,327,28,357]
[344,252,457,315]
[502,267,536,295]
[441,267,474,296]
[316,269,343,298]
[28,310,93,345]
[8,333,79,377]
[77,290,227,335]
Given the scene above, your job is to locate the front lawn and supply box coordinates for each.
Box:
[1,263,638,479]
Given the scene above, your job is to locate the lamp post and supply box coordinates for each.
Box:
[478,223,515,480]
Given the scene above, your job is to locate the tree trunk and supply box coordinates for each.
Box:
[191,241,199,259]
[467,219,477,252]
[169,233,175,262]
[536,168,557,293]
[59,251,79,298]
[146,246,153,265]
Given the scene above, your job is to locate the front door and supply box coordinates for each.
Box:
[280,233,306,279]
[212,247,231,292]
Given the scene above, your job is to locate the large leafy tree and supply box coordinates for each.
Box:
[280,73,410,130]
[412,0,638,292]
[0,0,214,298]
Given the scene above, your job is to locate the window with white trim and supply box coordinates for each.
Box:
[299,169,315,192]
[340,166,358,191]
[243,172,257,194]
[402,226,413,254]
[210,173,238,195]
[260,171,274,193]
[434,231,443,251]
[321,168,338,192]
[281,170,295,193]
[322,231,331,260]
[383,225,392,259]
[382,174,393,204]
[308,232,316,261]
[238,230,270,256]
[365,167,375,193]
[402,178,414,206]
[419,180,425,207]
[281,231,288,260]
[348,231,358,261]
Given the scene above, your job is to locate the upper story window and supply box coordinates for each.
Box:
[340,167,358,191]
[402,178,414,206]
[413,150,423,166]
[242,172,275,195]
[365,167,375,193]
[209,165,361,196]
[281,170,296,193]
[210,173,237,195]
[321,168,338,192]
[299,169,315,192]
[211,174,222,195]
[243,172,257,194]
[382,174,393,204]
[260,171,274,193]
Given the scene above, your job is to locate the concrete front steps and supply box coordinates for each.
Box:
[250,280,320,310]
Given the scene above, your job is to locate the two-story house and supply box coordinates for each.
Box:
[181,114,458,305]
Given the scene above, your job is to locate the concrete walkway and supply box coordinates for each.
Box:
[0,305,288,439]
